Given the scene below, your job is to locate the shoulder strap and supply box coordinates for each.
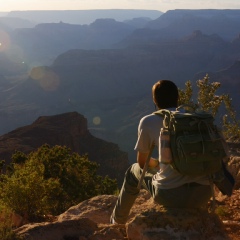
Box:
[154,109,178,130]
[154,109,171,116]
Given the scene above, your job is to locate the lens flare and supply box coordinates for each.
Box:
[30,67,45,80]
[30,67,60,91]
[0,30,11,52]
[93,116,101,125]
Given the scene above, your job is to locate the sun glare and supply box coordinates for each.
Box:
[30,67,60,91]
[93,116,101,125]
[0,30,11,52]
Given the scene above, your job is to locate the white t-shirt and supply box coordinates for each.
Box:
[134,111,210,189]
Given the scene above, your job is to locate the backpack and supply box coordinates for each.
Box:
[154,105,228,176]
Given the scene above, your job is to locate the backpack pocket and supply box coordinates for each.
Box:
[176,134,223,175]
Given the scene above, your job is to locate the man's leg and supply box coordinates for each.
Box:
[111,163,157,224]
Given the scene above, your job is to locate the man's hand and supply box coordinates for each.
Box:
[137,151,159,169]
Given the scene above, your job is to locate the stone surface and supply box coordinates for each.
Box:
[127,207,229,240]
[14,190,240,240]
[15,218,98,240]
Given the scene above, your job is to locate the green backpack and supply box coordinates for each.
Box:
[155,106,228,176]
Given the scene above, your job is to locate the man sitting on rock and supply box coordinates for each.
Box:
[110,80,212,224]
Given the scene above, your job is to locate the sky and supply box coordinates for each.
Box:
[1,0,240,13]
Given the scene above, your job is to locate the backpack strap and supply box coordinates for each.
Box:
[154,109,174,131]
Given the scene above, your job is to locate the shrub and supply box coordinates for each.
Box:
[178,75,240,139]
[0,144,118,220]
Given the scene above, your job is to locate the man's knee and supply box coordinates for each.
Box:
[125,163,141,188]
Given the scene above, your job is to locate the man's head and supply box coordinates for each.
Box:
[152,80,178,109]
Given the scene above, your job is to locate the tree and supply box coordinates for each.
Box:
[0,144,118,220]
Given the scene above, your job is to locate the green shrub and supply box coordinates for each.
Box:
[0,144,118,220]
[178,75,240,139]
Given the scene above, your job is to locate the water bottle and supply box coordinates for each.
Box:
[159,128,172,163]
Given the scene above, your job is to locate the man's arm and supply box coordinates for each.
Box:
[137,151,159,169]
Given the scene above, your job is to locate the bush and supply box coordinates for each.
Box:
[178,75,240,139]
[0,144,118,220]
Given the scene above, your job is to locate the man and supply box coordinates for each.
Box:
[110,80,212,224]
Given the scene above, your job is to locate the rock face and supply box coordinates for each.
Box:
[14,190,235,240]
[0,112,129,184]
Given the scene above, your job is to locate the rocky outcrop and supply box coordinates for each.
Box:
[0,112,129,184]
[14,190,238,240]
[127,208,228,240]
[12,143,240,240]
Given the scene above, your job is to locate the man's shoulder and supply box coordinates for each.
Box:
[140,113,163,126]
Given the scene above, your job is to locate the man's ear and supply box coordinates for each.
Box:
[152,97,157,105]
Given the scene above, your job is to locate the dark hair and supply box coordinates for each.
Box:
[152,80,178,109]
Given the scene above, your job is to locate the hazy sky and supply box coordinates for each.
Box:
[2,0,240,13]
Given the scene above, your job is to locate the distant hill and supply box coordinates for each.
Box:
[4,9,240,68]
[123,17,152,28]
[143,9,240,41]
[7,9,162,25]
[11,19,136,67]
[0,17,35,30]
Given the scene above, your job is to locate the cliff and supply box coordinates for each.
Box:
[0,112,129,184]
